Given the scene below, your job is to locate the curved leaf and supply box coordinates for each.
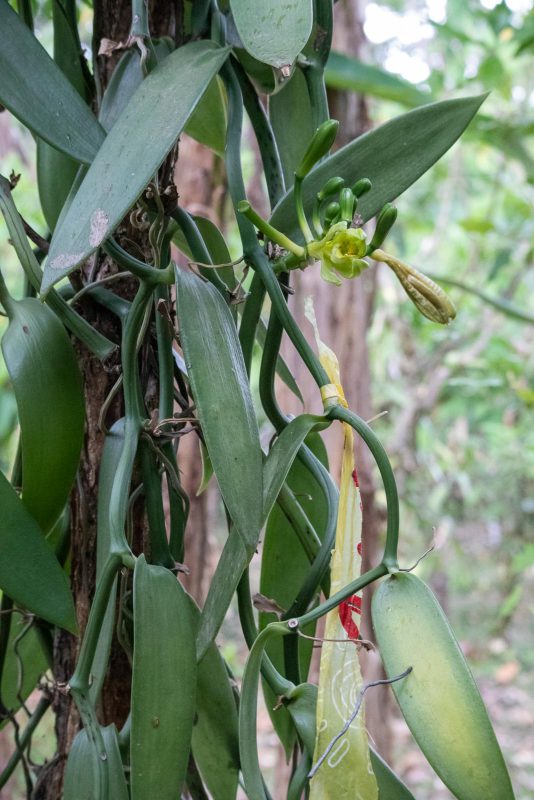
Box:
[192,605,240,800]
[44,41,230,291]
[269,66,314,188]
[175,268,263,553]
[64,724,129,800]
[230,0,313,68]
[270,94,487,242]
[0,0,104,163]
[2,298,84,533]
[185,75,228,157]
[0,472,76,631]
[131,556,197,800]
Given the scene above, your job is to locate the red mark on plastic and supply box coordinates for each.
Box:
[339,594,362,639]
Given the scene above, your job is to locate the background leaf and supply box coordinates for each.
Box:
[0,472,76,631]
[0,0,104,163]
[325,51,430,107]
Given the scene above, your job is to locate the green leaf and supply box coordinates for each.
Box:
[325,51,431,107]
[185,75,228,157]
[64,725,129,800]
[270,94,488,242]
[43,41,230,291]
[229,0,313,68]
[2,298,84,533]
[269,66,314,189]
[0,0,104,163]
[131,556,197,800]
[192,606,240,800]
[0,471,76,631]
[37,0,91,231]
[99,40,174,132]
[369,749,417,800]
[176,268,263,553]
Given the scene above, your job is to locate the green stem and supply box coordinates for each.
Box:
[297,563,388,628]
[239,272,265,376]
[103,238,174,286]
[0,696,50,790]
[171,207,229,295]
[294,176,314,243]
[238,201,305,258]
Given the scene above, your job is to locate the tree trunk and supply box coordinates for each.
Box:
[33,4,180,796]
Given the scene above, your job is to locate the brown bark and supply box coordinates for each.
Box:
[33,4,181,797]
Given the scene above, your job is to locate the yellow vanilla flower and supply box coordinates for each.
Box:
[308,223,369,286]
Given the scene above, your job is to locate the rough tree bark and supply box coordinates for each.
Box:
[33,4,180,796]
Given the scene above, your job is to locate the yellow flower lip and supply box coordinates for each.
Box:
[308,223,369,285]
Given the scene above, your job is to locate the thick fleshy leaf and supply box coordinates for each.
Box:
[0,0,104,163]
[176,268,263,553]
[0,472,76,631]
[2,298,84,533]
[325,51,430,107]
[269,66,314,188]
[270,94,487,242]
[99,40,174,132]
[185,76,228,157]
[37,0,91,231]
[230,0,313,68]
[191,602,240,800]
[44,41,230,291]
[64,725,129,800]
[131,556,197,800]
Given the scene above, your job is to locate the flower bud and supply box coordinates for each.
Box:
[367,203,397,253]
[295,119,339,179]
[351,178,372,197]
[373,250,456,324]
[339,188,356,223]
[317,176,345,202]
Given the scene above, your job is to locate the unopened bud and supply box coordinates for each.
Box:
[367,204,397,253]
[295,119,339,179]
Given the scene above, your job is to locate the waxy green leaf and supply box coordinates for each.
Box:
[269,66,314,188]
[2,298,84,534]
[270,94,487,242]
[176,268,263,553]
[185,76,228,157]
[44,41,230,291]
[37,0,91,231]
[0,0,104,163]
[0,472,76,631]
[230,0,313,68]
[191,603,240,800]
[131,556,196,800]
[64,725,129,800]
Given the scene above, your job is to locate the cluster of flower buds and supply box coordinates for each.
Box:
[238,120,456,324]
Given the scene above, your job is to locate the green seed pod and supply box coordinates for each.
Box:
[317,176,345,202]
[351,178,372,197]
[367,203,398,253]
[295,119,339,179]
[372,572,515,800]
[339,187,356,223]
[323,201,341,228]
